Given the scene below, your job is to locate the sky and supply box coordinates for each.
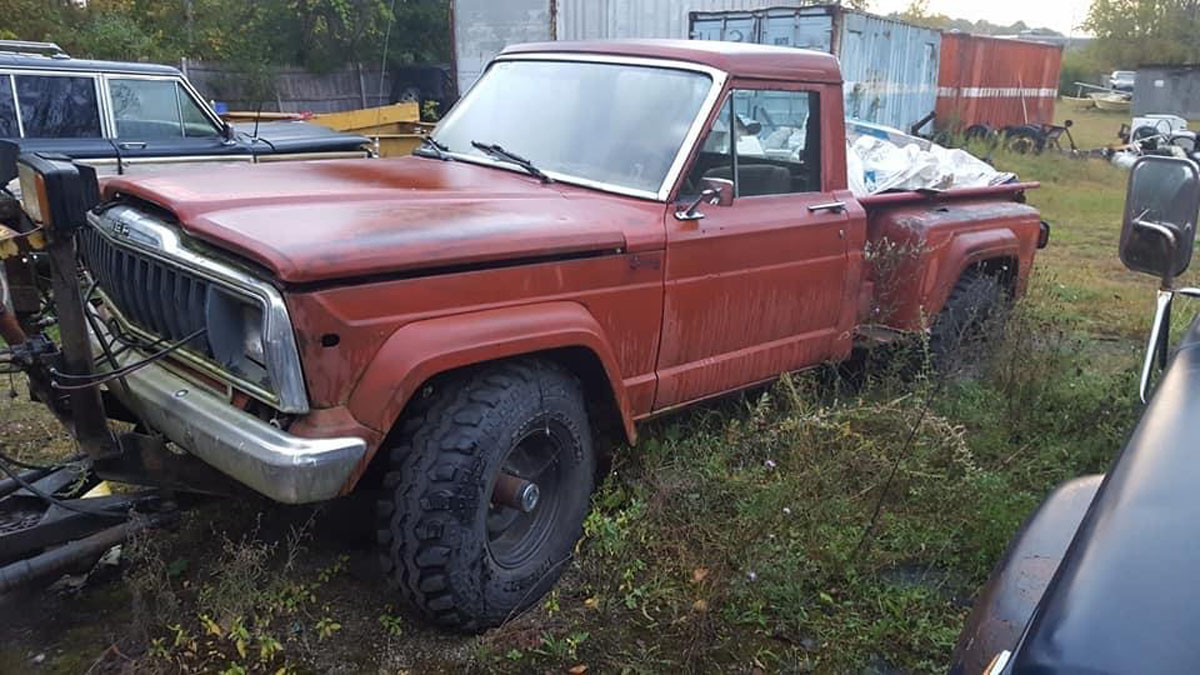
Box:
[869,0,1093,36]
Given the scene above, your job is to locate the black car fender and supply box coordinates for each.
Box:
[949,474,1103,675]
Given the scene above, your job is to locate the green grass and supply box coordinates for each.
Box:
[0,109,1172,673]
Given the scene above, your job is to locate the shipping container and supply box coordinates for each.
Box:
[689,6,941,133]
[453,0,805,95]
[1133,65,1200,119]
[936,33,1063,131]
[452,1,941,131]
[452,0,553,96]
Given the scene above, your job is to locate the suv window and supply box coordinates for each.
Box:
[685,89,821,198]
[15,74,102,138]
[110,78,219,139]
[177,85,218,138]
[0,76,17,137]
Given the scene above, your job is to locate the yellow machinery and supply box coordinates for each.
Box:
[222,103,434,158]
[312,102,435,158]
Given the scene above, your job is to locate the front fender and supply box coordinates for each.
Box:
[949,474,1102,674]
[346,299,636,447]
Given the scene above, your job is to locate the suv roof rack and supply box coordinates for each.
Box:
[0,40,70,59]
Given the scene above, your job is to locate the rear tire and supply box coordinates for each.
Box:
[375,359,594,631]
[930,271,1010,372]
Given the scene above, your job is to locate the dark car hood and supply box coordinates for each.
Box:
[233,120,369,155]
[101,157,645,284]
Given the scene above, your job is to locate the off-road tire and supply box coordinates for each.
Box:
[930,271,1009,371]
[375,359,595,631]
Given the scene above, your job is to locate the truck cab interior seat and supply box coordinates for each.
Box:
[704,164,791,197]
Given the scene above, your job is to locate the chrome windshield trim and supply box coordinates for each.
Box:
[86,205,309,414]
[433,53,729,203]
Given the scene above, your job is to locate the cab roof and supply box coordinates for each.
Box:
[500,39,842,84]
[0,52,181,77]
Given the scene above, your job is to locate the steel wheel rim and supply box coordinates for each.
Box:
[485,419,567,569]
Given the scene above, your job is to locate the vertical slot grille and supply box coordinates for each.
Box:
[79,226,213,357]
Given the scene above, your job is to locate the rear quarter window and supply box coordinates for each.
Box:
[15,74,102,138]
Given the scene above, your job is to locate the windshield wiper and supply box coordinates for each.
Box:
[470,141,552,183]
[415,136,453,161]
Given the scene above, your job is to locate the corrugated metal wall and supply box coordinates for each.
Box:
[689,7,941,132]
[555,0,808,41]
[453,0,553,95]
[453,0,805,93]
[835,12,940,132]
[936,33,1063,130]
[690,7,834,50]
[1133,66,1200,118]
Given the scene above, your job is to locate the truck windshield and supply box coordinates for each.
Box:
[433,60,713,196]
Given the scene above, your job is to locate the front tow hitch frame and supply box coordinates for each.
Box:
[0,153,244,595]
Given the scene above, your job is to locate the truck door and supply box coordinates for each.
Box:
[100,76,250,174]
[655,85,850,409]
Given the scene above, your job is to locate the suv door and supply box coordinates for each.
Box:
[655,84,853,409]
[102,75,249,172]
[2,71,116,160]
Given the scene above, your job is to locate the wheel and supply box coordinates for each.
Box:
[1131,125,1161,152]
[1004,126,1045,155]
[930,271,1010,371]
[376,359,595,631]
[964,124,995,145]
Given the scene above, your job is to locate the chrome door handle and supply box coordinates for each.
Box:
[808,201,846,213]
[118,141,147,150]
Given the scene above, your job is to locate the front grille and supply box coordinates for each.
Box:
[79,225,213,357]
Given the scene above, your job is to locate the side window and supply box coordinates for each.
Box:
[15,75,101,138]
[685,89,821,199]
[731,89,820,195]
[683,97,734,195]
[110,78,184,139]
[0,76,18,137]
[177,85,220,138]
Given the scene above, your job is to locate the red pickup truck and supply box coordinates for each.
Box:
[9,40,1046,630]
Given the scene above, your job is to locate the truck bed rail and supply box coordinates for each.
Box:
[858,181,1041,209]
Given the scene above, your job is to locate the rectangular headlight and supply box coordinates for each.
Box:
[14,153,100,234]
[16,162,46,225]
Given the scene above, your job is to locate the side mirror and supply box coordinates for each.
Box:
[675,177,734,221]
[1119,155,1200,287]
[222,122,238,143]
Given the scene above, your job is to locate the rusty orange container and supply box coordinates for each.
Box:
[936,33,1063,131]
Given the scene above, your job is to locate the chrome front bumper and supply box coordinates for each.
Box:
[92,336,366,504]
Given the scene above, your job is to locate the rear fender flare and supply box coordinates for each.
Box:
[926,229,1020,315]
[347,300,636,448]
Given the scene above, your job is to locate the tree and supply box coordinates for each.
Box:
[1084,0,1200,67]
[890,0,1061,34]
[0,0,75,45]
[0,0,449,73]
[72,11,161,62]
[899,0,933,24]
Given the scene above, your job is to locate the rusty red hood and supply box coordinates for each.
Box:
[101,157,655,284]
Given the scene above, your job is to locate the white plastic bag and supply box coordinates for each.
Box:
[845,120,1015,195]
